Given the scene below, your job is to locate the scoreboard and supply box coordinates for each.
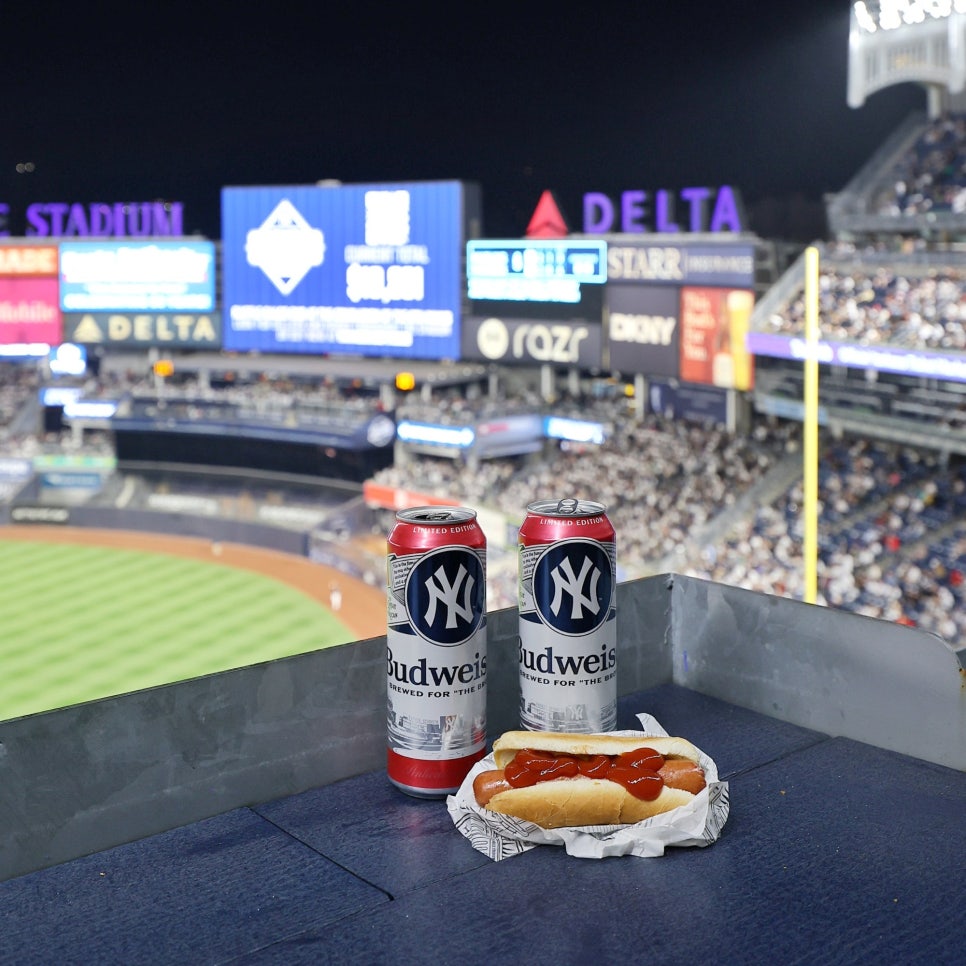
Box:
[466,239,607,304]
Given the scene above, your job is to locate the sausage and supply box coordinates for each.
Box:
[658,757,706,796]
[473,770,512,806]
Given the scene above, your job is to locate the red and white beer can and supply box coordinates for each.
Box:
[386,506,487,797]
[518,498,617,733]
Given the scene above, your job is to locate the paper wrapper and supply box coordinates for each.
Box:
[447,713,730,860]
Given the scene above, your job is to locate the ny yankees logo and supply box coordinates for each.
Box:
[534,539,613,635]
[549,555,600,620]
[407,547,485,646]
[424,562,475,629]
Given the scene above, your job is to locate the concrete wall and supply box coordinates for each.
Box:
[3,504,310,555]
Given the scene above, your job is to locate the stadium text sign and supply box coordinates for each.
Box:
[602,241,756,383]
[0,201,185,238]
[584,186,744,234]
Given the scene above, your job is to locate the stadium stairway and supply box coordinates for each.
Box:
[650,449,804,574]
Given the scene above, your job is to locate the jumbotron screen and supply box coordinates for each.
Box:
[221,181,470,360]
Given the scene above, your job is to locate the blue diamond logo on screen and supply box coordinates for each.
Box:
[245,199,326,295]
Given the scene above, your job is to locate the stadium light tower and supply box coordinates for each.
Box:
[849,1,966,113]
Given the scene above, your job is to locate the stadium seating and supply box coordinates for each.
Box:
[763,261,966,351]
[874,113,966,217]
[6,360,966,641]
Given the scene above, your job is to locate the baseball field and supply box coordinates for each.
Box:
[0,526,388,722]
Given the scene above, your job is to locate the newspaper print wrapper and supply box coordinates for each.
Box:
[447,713,730,861]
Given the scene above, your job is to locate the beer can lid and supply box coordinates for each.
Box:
[396,506,478,524]
[526,498,608,518]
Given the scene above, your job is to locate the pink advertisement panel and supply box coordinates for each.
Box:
[0,277,62,345]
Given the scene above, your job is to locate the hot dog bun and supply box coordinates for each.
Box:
[482,731,704,829]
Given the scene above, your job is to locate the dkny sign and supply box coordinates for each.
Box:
[606,284,680,377]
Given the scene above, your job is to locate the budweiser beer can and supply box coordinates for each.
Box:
[518,498,617,733]
[386,506,487,797]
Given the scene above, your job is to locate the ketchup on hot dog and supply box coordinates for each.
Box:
[473,746,706,807]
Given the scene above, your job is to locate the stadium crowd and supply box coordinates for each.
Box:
[377,403,966,640]
[764,263,966,351]
[759,112,966,358]
[875,112,966,217]
[677,437,966,641]
[0,362,39,435]
[381,401,790,540]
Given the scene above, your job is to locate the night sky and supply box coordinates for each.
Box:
[1,3,928,241]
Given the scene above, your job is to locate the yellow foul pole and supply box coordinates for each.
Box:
[803,247,820,604]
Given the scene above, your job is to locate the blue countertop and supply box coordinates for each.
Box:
[4,684,964,965]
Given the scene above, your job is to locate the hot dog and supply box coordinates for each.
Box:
[472,731,707,829]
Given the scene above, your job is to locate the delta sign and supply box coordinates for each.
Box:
[583,186,744,235]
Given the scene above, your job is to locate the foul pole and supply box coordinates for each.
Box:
[803,246,820,604]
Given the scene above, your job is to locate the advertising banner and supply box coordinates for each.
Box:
[40,472,104,489]
[466,239,606,323]
[679,286,754,390]
[362,481,456,511]
[0,245,58,276]
[0,277,61,345]
[221,182,467,359]
[0,457,33,481]
[584,186,745,234]
[460,315,603,367]
[606,283,679,377]
[58,241,216,312]
[647,378,729,426]
[10,506,70,524]
[63,312,221,349]
[746,331,966,384]
[474,414,544,458]
[606,241,756,288]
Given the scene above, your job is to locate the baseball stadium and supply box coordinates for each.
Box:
[3,5,966,963]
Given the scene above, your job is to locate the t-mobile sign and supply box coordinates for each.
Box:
[0,277,61,345]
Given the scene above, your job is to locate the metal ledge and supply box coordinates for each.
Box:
[2,573,963,882]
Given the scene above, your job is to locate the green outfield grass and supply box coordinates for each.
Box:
[0,541,355,721]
